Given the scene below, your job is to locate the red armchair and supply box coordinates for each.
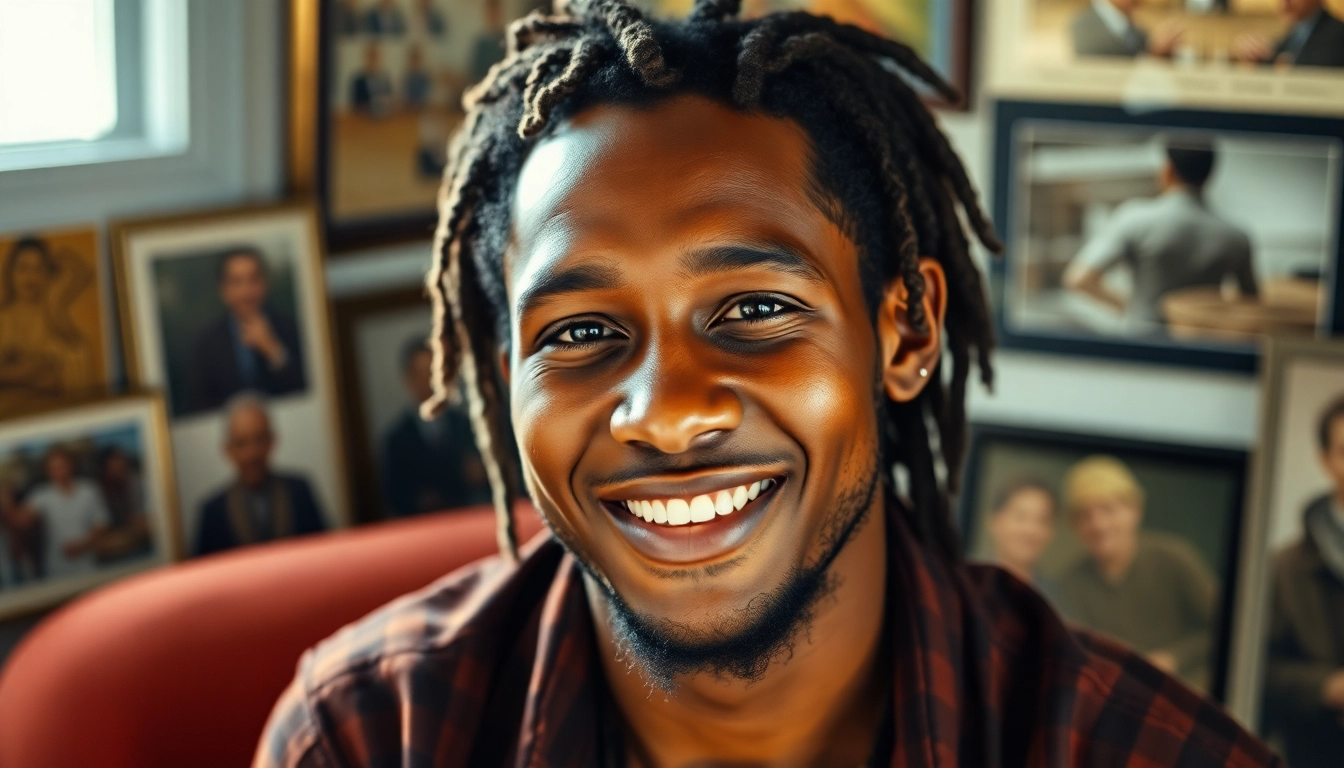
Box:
[0,505,543,768]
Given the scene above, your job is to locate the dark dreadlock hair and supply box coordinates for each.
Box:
[422,0,1001,564]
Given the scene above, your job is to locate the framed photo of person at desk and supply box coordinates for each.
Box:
[960,422,1248,701]
[288,0,544,252]
[0,393,178,621]
[992,100,1344,371]
[112,203,349,559]
[1228,336,1344,760]
[984,0,1344,117]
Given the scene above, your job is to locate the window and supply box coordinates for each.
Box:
[0,0,188,172]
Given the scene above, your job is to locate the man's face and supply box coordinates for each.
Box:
[506,95,884,663]
[1319,415,1344,495]
[45,453,74,485]
[404,349,435,404]
[219,254,268,319]
[988,487,1055,570]
[225,404,275,487]
[1281,0,1322,22]
[1072,494,1142,565]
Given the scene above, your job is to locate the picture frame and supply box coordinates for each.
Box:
[288,0,543,253]
[984,0,1344,118]
[333,285,492,524]
[0,392,179,621]
[991,99,1344,372]
[960,422,1249,701]
[0,225,115,417]
[111,202,350,558]
[1228,335,1344,751]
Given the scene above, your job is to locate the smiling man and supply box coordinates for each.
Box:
[256,1,1278,766]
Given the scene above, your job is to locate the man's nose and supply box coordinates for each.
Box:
[609,348,743,455]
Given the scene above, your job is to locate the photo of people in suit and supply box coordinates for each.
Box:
[965,428,1244,694]
[194,394,328,557]
[0,229,107,416]
[1070,0,1184,58]
[1006,117,1337,349]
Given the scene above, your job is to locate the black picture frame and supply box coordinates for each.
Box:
[991,99,1344,372]
[958,422,1249,703]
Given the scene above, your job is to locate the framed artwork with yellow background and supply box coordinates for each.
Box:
[0,227,112,418]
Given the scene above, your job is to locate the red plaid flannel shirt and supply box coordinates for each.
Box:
[254,509,1281,767]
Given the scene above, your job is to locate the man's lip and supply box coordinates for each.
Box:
[595,467,785,502]
[601,478,784,565]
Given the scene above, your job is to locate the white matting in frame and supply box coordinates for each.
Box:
[114,204,349,556]
[985,0,1344,117]
[0,394,177,620]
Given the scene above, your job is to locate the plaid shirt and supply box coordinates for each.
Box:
[254,509,1281,767]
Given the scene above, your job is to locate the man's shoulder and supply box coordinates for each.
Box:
[963,564,1279,766]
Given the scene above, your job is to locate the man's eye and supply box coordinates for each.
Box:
[722,297,793,322]
[549,320,618,346]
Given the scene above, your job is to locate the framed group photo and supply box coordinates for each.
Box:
[112,203,349,559]
[986,0,1344,116]
[1229,336,1344,765]
[0,226,114,417]
[0,394,177,621]
[289,0,543,252]
[960,422,1248,699]
[333,286,490,524]
[992,99,1344,371]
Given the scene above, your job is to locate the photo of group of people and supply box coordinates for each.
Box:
[114,205,348,560]
[0,229,109,417]
[994,100,1343,369]
[964,426,1245,693]
[334,289,490,524]
[325,0,538,223]
[0,395,173,621]
[988,0,1344,115]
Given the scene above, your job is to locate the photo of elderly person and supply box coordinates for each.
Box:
[1056,455,1218,688]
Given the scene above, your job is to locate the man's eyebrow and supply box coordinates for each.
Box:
[679,245,825,282]
[515,261,624,318]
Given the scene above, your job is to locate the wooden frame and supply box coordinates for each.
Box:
[991,99,1344,372]
[960,422,1249,703]
[110,202,351,554]
[0,392,179,621]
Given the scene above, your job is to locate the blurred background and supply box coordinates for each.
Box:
[0,0,1342,765]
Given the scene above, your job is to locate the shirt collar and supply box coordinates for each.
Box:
[1092,0,1135,40]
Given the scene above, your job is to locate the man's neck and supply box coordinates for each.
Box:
[589,495,890,767]
[1098,542,1138,584]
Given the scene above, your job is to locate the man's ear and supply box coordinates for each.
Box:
[877,257,947,403]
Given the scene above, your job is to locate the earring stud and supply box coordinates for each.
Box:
[918,367,929,378]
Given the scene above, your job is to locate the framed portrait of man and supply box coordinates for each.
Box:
[985,0,1344,116]
[992,100,1344,371]
[0,393,177,621]
[0,227,112,417]
[1229,336,1344,765]
[960,423,1248,699]
[333,286,491,524]
[288,0,546,252]
[112,204,349,558]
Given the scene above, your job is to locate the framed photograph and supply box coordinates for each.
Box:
[635,0,975,109]
[960,422,1248,699]
[992,100,1344,371]
[985,0,1344,117]
[112,203,349,558]
[1228,336,1344,760]
[0,226,113,416]
[289,0,543,252]
[333,286,491,524]
[0,393,177,621]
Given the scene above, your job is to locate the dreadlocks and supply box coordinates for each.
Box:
[422,0,1001,563]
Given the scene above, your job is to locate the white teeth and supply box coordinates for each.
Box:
[715,491,733,516]
[689,495,716,523]
[666,498,691,525]
[618,479,778,527]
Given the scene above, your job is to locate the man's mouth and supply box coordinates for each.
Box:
[597,472,785,565]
